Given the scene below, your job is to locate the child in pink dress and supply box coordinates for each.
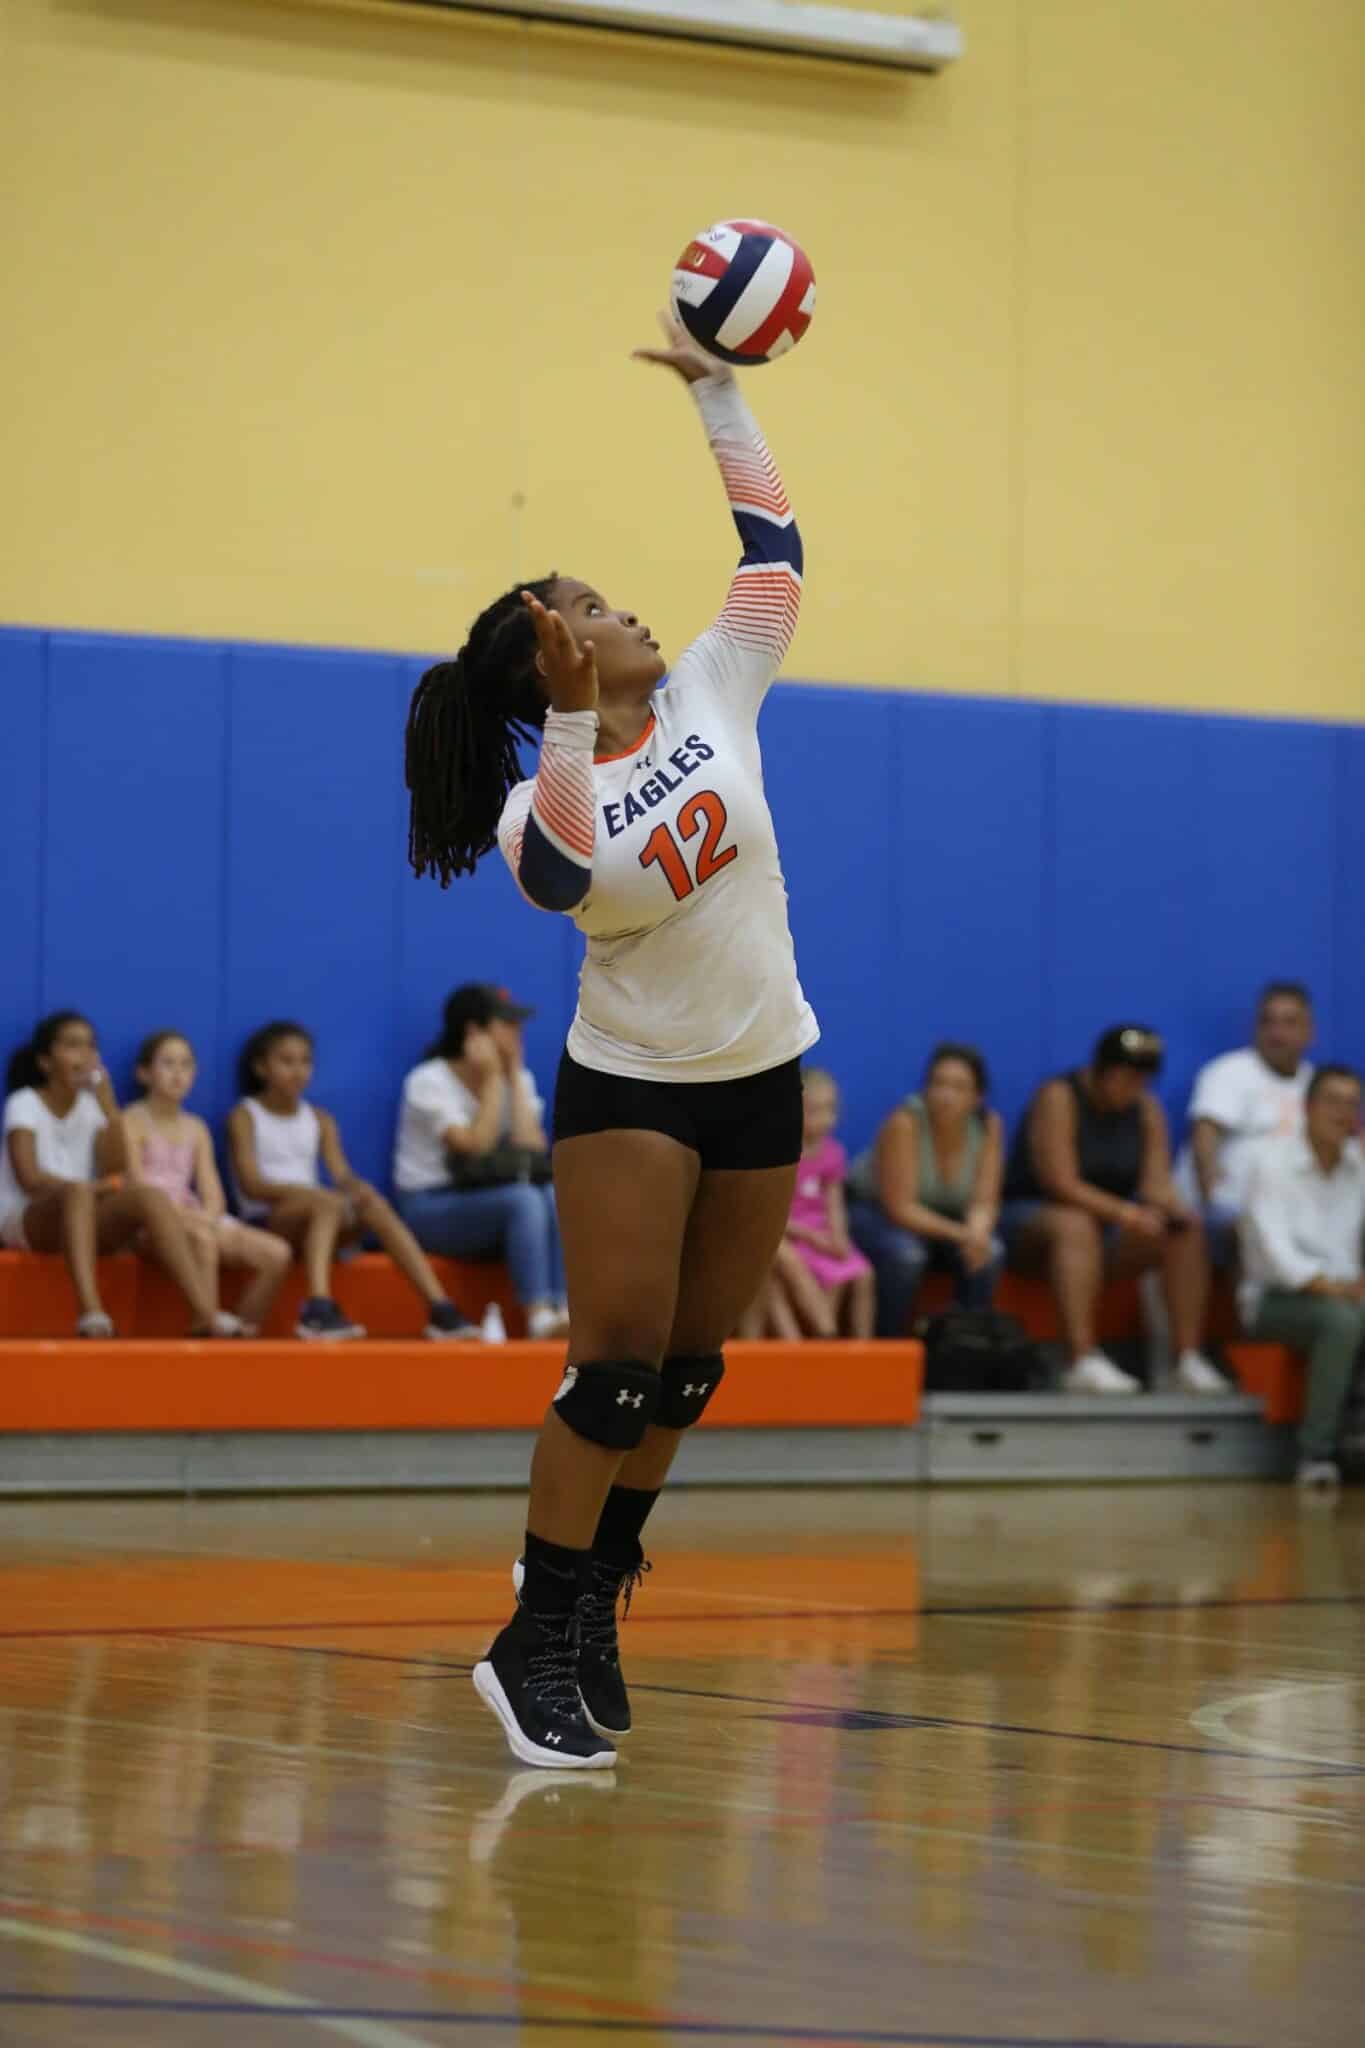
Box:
[123,1031,292,1336]
[769,1069,875,1339]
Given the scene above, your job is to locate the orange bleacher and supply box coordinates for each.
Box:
[0,1248,1299,1437]
[0,1335,922,1433]
[1223,1342,1306,1423]
[0,1250,922,1435]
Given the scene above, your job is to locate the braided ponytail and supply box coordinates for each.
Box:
[406,575,559,888]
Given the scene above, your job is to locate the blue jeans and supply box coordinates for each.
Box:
[847,1200,1004,1339]
[395,1184,565,1305]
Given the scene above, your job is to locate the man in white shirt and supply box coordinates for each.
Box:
[1238,1065,1365,1489]
[1176,983,1314,1263]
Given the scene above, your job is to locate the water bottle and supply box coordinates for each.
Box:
[480,1302,507,1345]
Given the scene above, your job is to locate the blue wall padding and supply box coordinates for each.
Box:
[0,631,46,1044]
[1,623,1358,1183]
[42,637,230,1081]
[892,693,1051,1130]
[1334,728,1365,1051]
[1048,705,1207,1093]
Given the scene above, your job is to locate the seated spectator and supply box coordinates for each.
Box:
[847,1043,1004,1339]
[392,985,569,1341]
[0,1011,236,1338]
[1175,982,1315,1264]
[761,1069,874,1339]
[1238,1064,1365,1493]
[228,1020,476,1342]
[1002,1025,1224,1396]
[124,1031,291,1337]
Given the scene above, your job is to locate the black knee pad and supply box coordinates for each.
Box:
[553,1359,659,1450]
[656,1352,726,1429]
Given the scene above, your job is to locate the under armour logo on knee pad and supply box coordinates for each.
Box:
[656,1355,726,1429]
[553,1360,658,1449]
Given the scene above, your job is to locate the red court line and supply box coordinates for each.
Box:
[0,1897,698,2030]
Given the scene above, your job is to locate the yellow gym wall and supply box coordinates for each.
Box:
[3,0,1363,718]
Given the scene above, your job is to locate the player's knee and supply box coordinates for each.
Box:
[553,1359,660,1450]
[656,1352,726,1429]
[265,1235,293,1274]
[578,1318,670,1366]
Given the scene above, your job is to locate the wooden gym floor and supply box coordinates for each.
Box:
[0,1482,1360,2048]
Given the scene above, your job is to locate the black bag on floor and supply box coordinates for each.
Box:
[918,1309,1047,1393]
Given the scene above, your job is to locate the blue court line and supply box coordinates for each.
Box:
[0,1997,1256,2048]
[171,1633,1363,1775]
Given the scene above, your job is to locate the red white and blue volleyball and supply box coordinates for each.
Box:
[671,220,815,366]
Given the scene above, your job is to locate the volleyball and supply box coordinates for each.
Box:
[670,220,815,366]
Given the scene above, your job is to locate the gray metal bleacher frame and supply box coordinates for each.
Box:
[0,1391,1293,1495]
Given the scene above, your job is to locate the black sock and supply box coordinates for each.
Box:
[521,1530,587,1618]
[592,1485,661,1568]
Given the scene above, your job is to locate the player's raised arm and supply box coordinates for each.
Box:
[497,594,598,914]
[634,313,803,710]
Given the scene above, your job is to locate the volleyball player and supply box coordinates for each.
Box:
[405,314,817,1768]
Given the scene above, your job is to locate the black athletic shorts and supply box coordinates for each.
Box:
[553,1052,803,1171]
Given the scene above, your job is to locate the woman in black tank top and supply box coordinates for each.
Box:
[1002,1026,1218,1396]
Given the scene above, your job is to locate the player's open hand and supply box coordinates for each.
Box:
[633,309,731,387]
[522,592,598,715]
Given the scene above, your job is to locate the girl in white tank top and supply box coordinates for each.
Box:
[226,1021,477,1344]
[234,1097,322,1221]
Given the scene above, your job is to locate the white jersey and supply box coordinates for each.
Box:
[497,374,818,1084]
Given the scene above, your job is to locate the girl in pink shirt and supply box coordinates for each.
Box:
[124,1032,291,1337]
[757,1069,875,1339]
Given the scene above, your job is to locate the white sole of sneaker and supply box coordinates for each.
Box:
[294,1327,367,1342]
[471,1660,616,1771]
[512,1559,632,1741]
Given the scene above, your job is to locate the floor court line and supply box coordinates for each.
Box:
[0,1898,699,2030]
[0,1591,1360,1644]
[0,1995,1258,2048]
[937,1609,1356,1662]
[0,1920,430,2048]
[1188,1678,1362,1769]
[45,1632,1357,1779]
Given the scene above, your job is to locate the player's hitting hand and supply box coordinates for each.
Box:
[522,591,598,715]
[633,309,732,388]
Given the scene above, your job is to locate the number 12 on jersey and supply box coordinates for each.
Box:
[638,790,737,903]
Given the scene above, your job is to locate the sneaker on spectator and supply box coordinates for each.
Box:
[1296,1459,1341,1495]
[527,1304,571,1340]
[76,1311,116,1340]
[295,1296,366,1342]
[1175,1351,1230,1395]
[424,1299,480,1342]
[191,1311,247,1339]
[1062,1352,1141,1395]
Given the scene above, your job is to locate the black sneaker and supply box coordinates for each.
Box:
[423,1299,479,1341]
[295,1296,366,1341]
[473,1607,616,1770]
[576,1552,651,1739]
